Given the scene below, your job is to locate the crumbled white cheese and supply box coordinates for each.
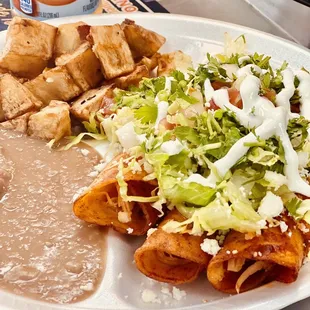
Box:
[45,77,54,83]
[115,122,144,150]
[160,139,184,156]
[264,171,287,190]
[232,250,238,255]
[88,171,99,178]
[147,228,157,238]
[226,250,231,254]
[184,173,213,187]
[141,289,161,304]
[118,211,131,223]
[253,252,258,258]
[258,251,262,257]
[256,219,267,228]
[80,149,90,157]
[258,191,284,219]
[200,238,221,256]
[117,273,123,280]
[127,228,133,234]
[172,287,186,301]
[94,162,106,172]
[288,231,292,237]
[279,221,288,233]
[161,287,172,297]
[80,282,94,291]
[299,223,310,234]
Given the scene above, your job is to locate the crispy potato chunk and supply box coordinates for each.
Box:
[88,24,135,80]
[55,42,103,92]
[121,19,166,59]
[0,74,40,121]
[25,67,82,107]
[53,22,89,59]
[0,112,33,133]
[71,85,114,121]
[28,101,71,141]
[110,65,149,89]
[137,53,160,71]
[0,17,57,79]
[157,51,193,76]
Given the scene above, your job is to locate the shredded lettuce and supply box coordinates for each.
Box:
[160,175,216,207]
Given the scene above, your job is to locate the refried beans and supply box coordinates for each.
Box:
[0,129,106,304]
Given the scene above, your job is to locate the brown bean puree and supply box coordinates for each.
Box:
[0,129,106,304]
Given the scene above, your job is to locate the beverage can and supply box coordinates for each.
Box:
[10,0,100,20]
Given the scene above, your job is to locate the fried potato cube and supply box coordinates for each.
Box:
[0,112,33,133]
[157,51,193,76]
[121,19,166,59]
[0,17,57,79]
[28,101,71,141]
[111,65,149,89]
[88,24,135,80]
[0,74,41,121]
[55,42,103,92]
[53,22,90,59]
[25,67,82,107]
[137,53,160,71]
[71,85,114,121]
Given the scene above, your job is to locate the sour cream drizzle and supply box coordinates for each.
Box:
[296,70,310,119]
[204,79,214,105]
[275,68,299,120]
[236,64,262,78]
[205,72,310,197]
[238,55,251,66]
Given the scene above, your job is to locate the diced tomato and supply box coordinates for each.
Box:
[159,118,176,130]
[296,193,310,200]
[208,99,220,111]
[228,88,243,109]
[291,104,300,114]
[206,87,242,111]
[211,81,231,90]
[264,89,276,103]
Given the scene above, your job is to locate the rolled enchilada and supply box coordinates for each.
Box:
[73,155,160,235]
[134,210,211,284]
[207,217,305,294]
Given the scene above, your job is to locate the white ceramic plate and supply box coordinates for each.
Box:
[1,12,310,310]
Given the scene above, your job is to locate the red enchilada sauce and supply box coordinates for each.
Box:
[0,129,106,303]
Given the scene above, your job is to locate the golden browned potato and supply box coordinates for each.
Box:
[88,24,135,80]
[71,85,114,121]
[0,112,33,133]
[137,53,160,71]
[55,42,103,92]
[28,100,71,141]
[157,51,193,76]
[53,22,89,59]
[0,17,57,79]
[111,65,149,89]
[0,74,41,121]
[121,19,166,59]
[25,67,82,107]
